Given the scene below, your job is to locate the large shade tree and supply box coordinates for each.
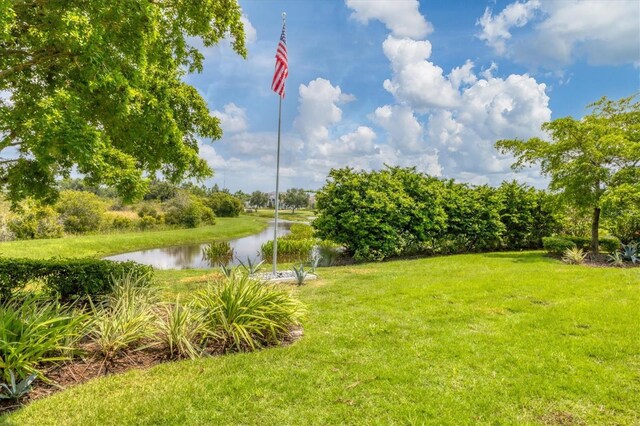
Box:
[496,95,640,253]
[0,0,246,204]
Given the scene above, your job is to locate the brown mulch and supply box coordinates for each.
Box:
[0,327,303,415]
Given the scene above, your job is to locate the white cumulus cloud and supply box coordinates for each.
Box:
[211,103,248,134]
[345,0,433,39]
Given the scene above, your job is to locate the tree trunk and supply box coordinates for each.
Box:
[591,206,601,254]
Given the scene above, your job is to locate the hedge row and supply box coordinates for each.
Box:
[542,236,621,255]
[0,258,152,300]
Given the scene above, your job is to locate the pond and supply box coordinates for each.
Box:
[104,221,292,270]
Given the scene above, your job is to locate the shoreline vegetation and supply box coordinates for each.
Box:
[0,216,268,259]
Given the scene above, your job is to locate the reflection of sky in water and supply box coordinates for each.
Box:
[104,221,291,270]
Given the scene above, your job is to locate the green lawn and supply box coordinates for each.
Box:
[247,208,315,222]
[5,252,639,425]
[0,216,267,259]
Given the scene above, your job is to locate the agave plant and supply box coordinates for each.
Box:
[308,254,321,274]
[607,251,625,267]
[0,370,37,400]
[562,247,587,265]
[621,243,638,264]
[292,264,308,286]
[237,257,264,275]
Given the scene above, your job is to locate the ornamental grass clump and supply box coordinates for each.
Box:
[202,241,234,266]
[89,273,158,359]
[192,275,305,352]
[156,300,204,360]
[0,296,88,381]
[562,247,588,265]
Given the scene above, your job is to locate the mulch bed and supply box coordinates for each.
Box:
[0,327,303,415]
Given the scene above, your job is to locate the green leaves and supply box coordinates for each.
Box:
[0,1,247,204]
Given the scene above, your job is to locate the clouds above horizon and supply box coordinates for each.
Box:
[194,0,636,192]
[477,0,640,70]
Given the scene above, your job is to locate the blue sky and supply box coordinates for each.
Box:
[188,0,639,192]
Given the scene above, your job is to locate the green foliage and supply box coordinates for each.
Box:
[0,371,37,400]
[261,239,315,263]
[7,199,63,240]
[143,181,178,202]
[89,274,158,359]
[0,1,247,204]
[109,215,133,230]
[192,275,305,351]
[249,191,269,209]
[0,258,152,301]
[599,236,621,253]
[201,241,234,266]
[314,167,447,261]
[496,181,562,249]
[137,205,161,220]
[138,215,157,230]
[292,265,308,286]
[285,223,314,240]
[496,94,640,253]
[607,251,624,267]
[0,296,87,381]
[621,243,638,264]
[156,301,204,360]
[206,192,244,217]
[56,190,107,234]
[542,237,576,255]
[237,258,265,275]
[282,188,309,213]
[164,191,215,228]
[562,247,588,265]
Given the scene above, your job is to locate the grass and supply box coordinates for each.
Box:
[0,216,267,259]
[4,252,639,425]
[247,208,315,222]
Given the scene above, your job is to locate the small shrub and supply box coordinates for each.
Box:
[202,241,234,266]
[89,274,158,359]
[562,247,587,265]
[137,204,160,219]
[0,296,88,381]
[206,192,244,217]
[56,190,107,234]
[165,192,215,228]
[138,215,157,230]
[599,236,621,253]
[156,301,204,359]
[562,235,591,250]
[8,200,63,240]
[192,275,305,351]
[110,215,133,230]
[542,236,576,255]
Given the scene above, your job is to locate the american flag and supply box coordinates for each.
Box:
[271,22,288,97]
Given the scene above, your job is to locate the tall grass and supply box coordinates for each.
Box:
[260,239,315,263]
[192,275,305,352]
[201,241,234,266]
[156,300,204,359]
[0,296,88,381]
[284,223,314,240]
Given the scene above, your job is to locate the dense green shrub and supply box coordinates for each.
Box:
[314,167,446,261]
[164,191,215,228]
[0,296,88,380]
[563,235,591,250]
[110,215,133,230]
[192,275,305,351]
[137,204,161,219]
[542,237,576,255]
[206,192,244,217]
[0,258,152,300]
[56,190,107,234]
[138,215,157,230]
[497,181,562,249]
[8,199,63,240]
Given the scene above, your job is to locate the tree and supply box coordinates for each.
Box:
[0,1,247,205]
[206,192,243,217]
[496,95,640,253]
[249,191,269,209]
[56,190,107,234]
[282,188,309,213]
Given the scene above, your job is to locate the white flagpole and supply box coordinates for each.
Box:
[273,12,286,275]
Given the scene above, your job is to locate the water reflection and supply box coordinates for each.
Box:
[104,221,292,270]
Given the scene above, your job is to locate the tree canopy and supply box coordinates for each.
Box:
[282,188,309,213]
[496,94,640,253]
[0,0,246,205]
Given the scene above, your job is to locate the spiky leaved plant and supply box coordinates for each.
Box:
[562,247,588,265]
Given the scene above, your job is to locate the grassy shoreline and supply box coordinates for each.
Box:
[0,216,268,259]
[4,252,639,425]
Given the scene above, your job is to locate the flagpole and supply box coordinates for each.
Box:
[273,94,282,274]
[273,12,286,274]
